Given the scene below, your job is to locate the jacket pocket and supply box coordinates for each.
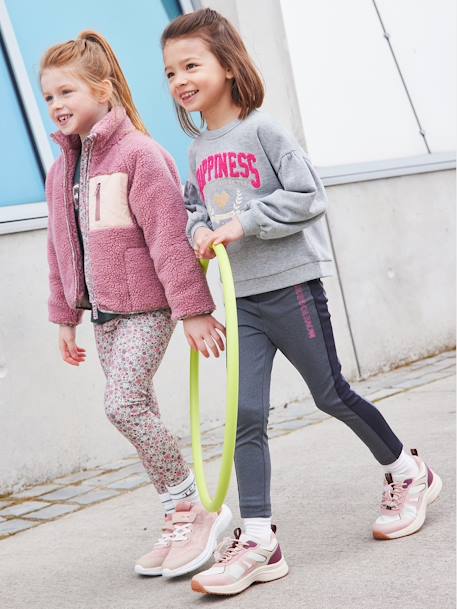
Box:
[88,173,133,230]
[124,247,163,308]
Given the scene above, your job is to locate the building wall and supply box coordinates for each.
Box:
[205,0,456,377]
[0,0,454,492]
[326,170,456,376]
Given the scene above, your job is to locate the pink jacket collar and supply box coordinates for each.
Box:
[50,106,136,153]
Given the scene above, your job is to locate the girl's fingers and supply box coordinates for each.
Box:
[200,237,216,255]
[206,336,220,358]
[63,350,80,366]
[211,331,225,351]
[213,319,226,334]
[186,333,198,353]
[69,345,85,361]
[196,338,210,358]
[63,343,85,365]
[212,231,226,245]
[64,358,80,366]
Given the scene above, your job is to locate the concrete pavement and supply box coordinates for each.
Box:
[0,375,454,609]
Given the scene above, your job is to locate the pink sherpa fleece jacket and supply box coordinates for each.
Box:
[46,107,214,324]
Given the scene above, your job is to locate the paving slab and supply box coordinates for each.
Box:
[40,486,93,501]
[54,470,101,485]
[29,504,80,521]
[0,501,50,517]
[71,489,121,506]
[0,376,453,609]
[107,475,149,491]
[13,484,62,499]
[0,519,37,536]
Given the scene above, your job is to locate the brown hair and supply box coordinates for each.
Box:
[40,31,147,134]
[161,8,264,136]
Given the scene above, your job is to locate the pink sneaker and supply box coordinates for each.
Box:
[161,502,232,577]
[191,526,289,596]
[134,515,174,576]
[373,449,443,540]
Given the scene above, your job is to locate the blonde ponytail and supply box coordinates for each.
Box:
[40,31,148,134]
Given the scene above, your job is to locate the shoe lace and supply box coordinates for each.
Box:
[154,528,175,547]
[381,480,407,511]
[214,536,248,563]
[170,522,193,542]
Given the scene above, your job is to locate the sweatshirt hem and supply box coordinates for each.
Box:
[234,261,334,297]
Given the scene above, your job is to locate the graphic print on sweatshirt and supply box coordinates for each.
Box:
[195,151,262,227]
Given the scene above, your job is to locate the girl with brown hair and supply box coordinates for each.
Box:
[162,8,442,596]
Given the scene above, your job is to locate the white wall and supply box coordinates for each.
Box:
[0,0,454,492]
[1,231,342,493]
[325,170,456,375]
[280,0,456,164]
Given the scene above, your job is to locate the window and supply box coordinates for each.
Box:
[280,0,456,182]
[0,39,46,212]
[0,0,190,233]
[375,0,456,152]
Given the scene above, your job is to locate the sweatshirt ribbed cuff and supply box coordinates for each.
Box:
[190,222,212,246]
[238,209,258,237]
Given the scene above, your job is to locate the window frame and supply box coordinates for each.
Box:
[0,0,54,234]
[1,0,454,235]
[319,151,456,187]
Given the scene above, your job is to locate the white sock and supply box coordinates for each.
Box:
[159,492,176,516]
[243,517,272,545]
[167,471,200,505]
[383,449,419,480]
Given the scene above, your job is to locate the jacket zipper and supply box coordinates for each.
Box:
[95,182,101,222]
[62,152,80,308]
[80,137,99,319]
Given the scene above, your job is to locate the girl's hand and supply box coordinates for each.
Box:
[58,325,86,366]
[183,315,226,358]
[212,217,245,248]
[194,227,216,260]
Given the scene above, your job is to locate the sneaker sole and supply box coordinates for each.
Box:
[161,504,232,578]
[191,557,289,595]
[134,564,163,576]
[373,469,443,540]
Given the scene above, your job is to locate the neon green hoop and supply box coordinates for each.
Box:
[190,243,239,512]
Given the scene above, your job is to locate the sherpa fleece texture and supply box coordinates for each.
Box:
[46,107,214,325]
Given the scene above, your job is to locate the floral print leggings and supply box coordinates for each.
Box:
[94,310,190,494]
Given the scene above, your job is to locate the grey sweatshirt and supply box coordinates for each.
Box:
[185,110,334,297]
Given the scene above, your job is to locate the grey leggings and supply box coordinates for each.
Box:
[235,280,403,518]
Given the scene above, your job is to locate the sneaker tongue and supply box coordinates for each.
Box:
[392,474,413,485]
[386,472,413,485]
[174,501,193,512]
[239,533,258,547]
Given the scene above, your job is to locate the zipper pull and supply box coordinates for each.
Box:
[95,182,101,221]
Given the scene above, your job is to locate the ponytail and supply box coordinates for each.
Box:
[40,31,148,134]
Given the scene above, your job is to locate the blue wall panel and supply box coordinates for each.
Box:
[0,45,44,206]
[5,0,193,181]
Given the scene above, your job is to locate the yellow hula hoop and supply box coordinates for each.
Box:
[190,243,239,512]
